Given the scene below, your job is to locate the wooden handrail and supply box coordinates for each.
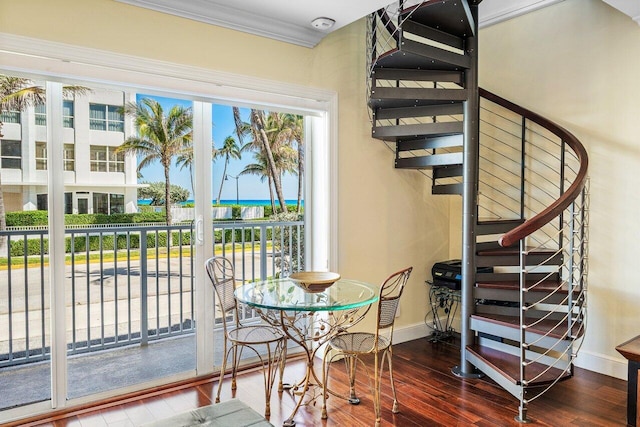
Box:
[479,88,589,248]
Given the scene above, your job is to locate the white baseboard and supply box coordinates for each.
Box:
[393,322,431,345]
[574,349,628,380]
[392,323,630,382]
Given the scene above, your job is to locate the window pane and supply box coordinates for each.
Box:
[64,192,73,214]
[64,144,75,171]
[110,194,124,214]
[35,104,46,126]
[90,103,105,120]
[107,105,123,121]
[0,111,20,124]
[108,147,122,161]
[2,140,21,157]
[1,140,22,169]
[89,104,106,130]
[93,193,108,214]
[63,101,74,128]
[36,141,47,158]
[107,106,124,132]
[108,121,124,132]
[37,194,48,210]
[1,158,21,168]
[90,146,106,161]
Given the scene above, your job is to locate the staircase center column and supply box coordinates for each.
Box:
[453,2,481,378]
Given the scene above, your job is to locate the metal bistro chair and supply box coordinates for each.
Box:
[321,267,413,427]
[205,256,287,418]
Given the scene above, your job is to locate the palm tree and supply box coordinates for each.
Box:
[241,143,296,213]
[282,114,304,213]
[214,135,242,204]
[240,152,275,211]
[176,140,216,199]
[250,110,289,213]
[0,75,88,245]
[117,98,192,225]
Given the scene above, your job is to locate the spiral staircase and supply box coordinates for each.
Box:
[367,0,589,422]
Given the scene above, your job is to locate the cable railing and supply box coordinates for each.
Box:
[518,181,588,406]
[0,219,304,368]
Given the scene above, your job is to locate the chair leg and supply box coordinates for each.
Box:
[278,339,287,393]
[216,338,229,404]
[231,345,239,390]
[263,343,273,418]
[387,347,399,413]
[321,347,330,420]
[373,351,381,427]
[347,355,359,403]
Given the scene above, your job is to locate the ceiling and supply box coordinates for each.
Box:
[114,0,640,48]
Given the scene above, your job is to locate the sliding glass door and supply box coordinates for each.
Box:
[0,58,331,423]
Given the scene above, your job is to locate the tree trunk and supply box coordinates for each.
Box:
[297,141,304,213]
[0,175,6,249]
[0,123,6,249]
[268,175,276,214]
[164,163,172,225]
[164,163,173,248]
[216,157,228,205]
[252,110,288,213]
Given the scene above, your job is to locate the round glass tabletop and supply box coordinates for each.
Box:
[234,278,378,312]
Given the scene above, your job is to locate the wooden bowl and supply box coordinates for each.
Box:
[290,271,340,293]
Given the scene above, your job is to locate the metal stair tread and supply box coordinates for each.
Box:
[374,48,468,72]
[372,67,464,84]
[369,97,463,109]
[401,1,475,39]
[467,343,572,387]
[475,279,567,294]
[395,152,462,169]
[397,135,463,152]
[470,313,584,340]
[370,86,467,102]
[477,219,525,227]
[374,103,464,121]
[373,122,463,141]
[476,246,558,256]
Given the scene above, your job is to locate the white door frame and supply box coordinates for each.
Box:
[0,33,338,423]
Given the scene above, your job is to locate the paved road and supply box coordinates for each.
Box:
[0,250,279,355]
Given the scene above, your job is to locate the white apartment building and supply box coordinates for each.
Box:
[0,87,140,215]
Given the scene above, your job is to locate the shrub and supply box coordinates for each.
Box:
[9,238,49,257]
[214,228,259,244]
[6,211,49,226]
[8,230,193,256]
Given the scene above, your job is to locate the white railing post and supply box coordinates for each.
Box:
[140,229,148,346]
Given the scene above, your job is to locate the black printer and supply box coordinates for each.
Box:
[431,259,492,290]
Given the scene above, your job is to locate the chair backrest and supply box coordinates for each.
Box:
[377,267,413,331]
[205,256,238,315]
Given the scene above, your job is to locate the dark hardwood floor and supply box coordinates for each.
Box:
[9,338,627,426]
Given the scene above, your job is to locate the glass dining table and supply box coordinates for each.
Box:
[235,277,379,427]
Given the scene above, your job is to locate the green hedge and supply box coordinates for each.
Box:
[5,211,49,227]
[6,211,167,227]
[9,231,193,257]
[214,228,259,244]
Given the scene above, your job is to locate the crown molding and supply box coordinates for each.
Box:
[0,33,336,112]
[114,0,324,48]
[601,0,640,26]
[478,0,566,28]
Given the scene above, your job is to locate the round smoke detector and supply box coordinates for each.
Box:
[311,17,336,30]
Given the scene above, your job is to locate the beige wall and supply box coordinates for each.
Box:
[477,0,640,377]
[6,0,629,382]
[0,1,450,335]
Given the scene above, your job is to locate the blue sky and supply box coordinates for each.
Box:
[135,94,300,201]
